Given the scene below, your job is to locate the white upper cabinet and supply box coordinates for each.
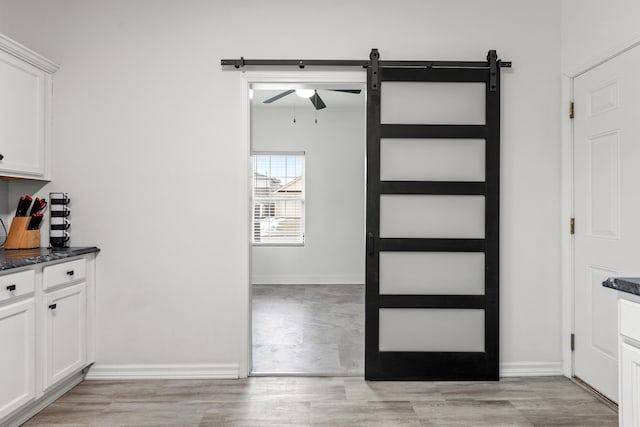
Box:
[0,34,58,180]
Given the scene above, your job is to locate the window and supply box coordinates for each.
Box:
[252,153,305,245]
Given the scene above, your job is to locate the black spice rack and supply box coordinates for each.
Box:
[49,192,71,248]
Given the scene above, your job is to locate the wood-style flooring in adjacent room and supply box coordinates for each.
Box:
[24,376,617,426]
[252,284,364,375]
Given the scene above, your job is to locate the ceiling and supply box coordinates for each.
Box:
[251,87,365,109]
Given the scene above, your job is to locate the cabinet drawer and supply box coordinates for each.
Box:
[43,259,86,290]
[621,299,640,342]
[0,270,35,303]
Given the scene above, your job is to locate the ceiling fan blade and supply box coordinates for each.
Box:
[328,89,362,94]
[310,92,327,110]
[263,90,295,104]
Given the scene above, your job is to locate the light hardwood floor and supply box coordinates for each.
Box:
[24,376,617,426]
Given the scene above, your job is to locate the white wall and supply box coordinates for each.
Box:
[561,0,640,74]
[0,181,8,241]
[251,106,365,285]
[0,0,10,239]
[0,0,9,238]
[0,0,8,34]
[6,0,563,376]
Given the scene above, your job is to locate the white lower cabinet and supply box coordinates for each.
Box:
[620,341,640,427]
[620,298,640,427]
[0,298,35,419]
[0,254,96,427]
[44,283,86,390]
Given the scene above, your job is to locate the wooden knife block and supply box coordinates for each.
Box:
[5,216,40,249]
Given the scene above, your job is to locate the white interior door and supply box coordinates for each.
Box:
[574,44,640,402]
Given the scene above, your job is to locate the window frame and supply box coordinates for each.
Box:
[251,151,306,246]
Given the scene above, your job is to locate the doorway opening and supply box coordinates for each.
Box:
[248,80,367,376]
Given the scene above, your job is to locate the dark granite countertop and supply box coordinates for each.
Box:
[603,277,640,297]
[0,247,100,271]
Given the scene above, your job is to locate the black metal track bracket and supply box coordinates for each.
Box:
[488,50,498,92]
[369,49,380,93]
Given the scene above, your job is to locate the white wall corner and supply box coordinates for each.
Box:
[85,363,240,380]
[499,362,564,378]
[565,36,640,78]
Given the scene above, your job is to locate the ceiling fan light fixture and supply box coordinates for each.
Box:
[295,89,315,99]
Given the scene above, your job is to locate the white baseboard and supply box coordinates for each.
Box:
[499,361,564,377]
[85,361,560,380]
[85,363,240,380]
[252,274,364,285]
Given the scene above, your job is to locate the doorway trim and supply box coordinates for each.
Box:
[239,70,367,378]
[562,37,640,380]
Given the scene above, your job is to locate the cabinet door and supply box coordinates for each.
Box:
[44,283,86,389]
[621,341,640,427]
[0,298,35,419]
[0,49,49,178]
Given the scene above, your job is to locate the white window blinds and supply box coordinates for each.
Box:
[252,154,305,245]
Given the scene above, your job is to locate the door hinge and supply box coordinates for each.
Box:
[571,333,575,351]
[569,101,574,119]
[570,218,575,235]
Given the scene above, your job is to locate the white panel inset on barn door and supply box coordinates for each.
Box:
[379,252,485,295]
[379,309,485,352]
[380,139,485,182]
[380,82,486,125]
[380,195,485,239]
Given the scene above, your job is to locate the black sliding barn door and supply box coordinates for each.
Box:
[365,50,502,380]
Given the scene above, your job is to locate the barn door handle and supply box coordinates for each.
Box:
[367,232,375,256]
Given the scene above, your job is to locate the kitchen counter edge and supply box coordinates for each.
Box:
[0,247,100,271]
[603,277,640,297]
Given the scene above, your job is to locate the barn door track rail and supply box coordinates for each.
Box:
[221,49,511,92]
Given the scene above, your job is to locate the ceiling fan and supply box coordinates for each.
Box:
[263,89,362,110]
